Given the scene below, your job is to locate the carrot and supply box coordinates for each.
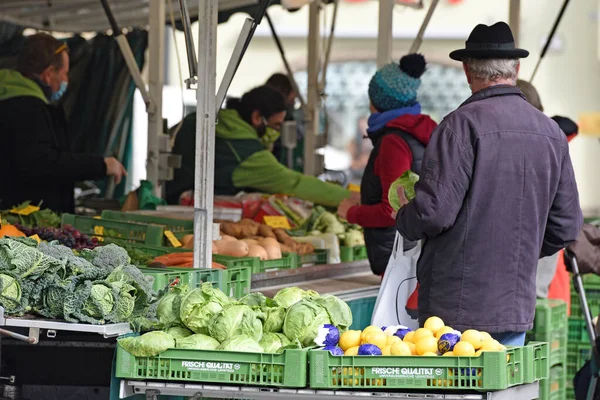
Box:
[152,253,194,266]
[212,262,226,270]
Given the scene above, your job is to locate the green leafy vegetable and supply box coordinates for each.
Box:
[313,295,353,332]
[388,170,420,212]
[262,305,286,333]
[176,333,220,350]
[118,331,175,357]
[283,298,332,347]
[259,332,291,353]
[166,326,193,339]
[208,304,263,343]
[179,283,230,334]
[157,285,189,328]
[218,335,263,353]
[273,287,318,309]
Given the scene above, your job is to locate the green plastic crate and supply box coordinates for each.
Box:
[539,365,566,400]
[534,299,568,334]
[568,318,589,344]
[257,252,297,273]
[139,266,224,292]
[566,343,591,380]
[300,249,329,265]
[570,287,600,318]
[224,266,252,299]
[523,342,551,384]
[529,328,567,367]
[116,346,307,388]
[347,297,377,330]
[101,211,194,233]
[213,254,261,273]
[122,243,190,266]
[62,214,164,246]
[309,343,545,391]
[340,245,368,262]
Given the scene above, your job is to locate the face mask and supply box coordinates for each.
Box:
[50,81,68,102]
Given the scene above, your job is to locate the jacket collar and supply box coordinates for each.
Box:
[460,84,526,108]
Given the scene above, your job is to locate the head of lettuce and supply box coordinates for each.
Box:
[388,170,419,212]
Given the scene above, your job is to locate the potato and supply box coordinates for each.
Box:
[247,244,268,260]
[258,224,276,238]
[213,240,249,257]
[241,238,259,245]
[258,237,280,248]
[239,219,259,226]
[220,234,236,242]
[263,244,282,260]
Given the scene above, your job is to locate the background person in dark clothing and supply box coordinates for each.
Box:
[0,33,126,213]
[336,54,437,276]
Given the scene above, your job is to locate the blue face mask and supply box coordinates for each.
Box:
[50,81,68,102]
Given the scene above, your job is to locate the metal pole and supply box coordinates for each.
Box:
[319,0,339,91]
[530,0,570,82]
[147,0,166,193]
[178,0,198,86]
[508,0,521,47]
[303,1,321,176]
[265,12,306,110]
[376,0,394,67]
[193,0,217,269]
[409,0,440,54]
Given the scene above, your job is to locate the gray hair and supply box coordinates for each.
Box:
[463,58,519,84]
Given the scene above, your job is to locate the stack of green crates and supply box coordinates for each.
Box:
[566,275,600,400]
[527,299,568,400]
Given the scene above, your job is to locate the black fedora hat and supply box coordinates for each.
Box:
[450,22,529,61]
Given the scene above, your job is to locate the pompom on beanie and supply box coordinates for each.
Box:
[368,53,427,112]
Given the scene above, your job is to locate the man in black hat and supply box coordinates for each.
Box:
[393,22,582,345]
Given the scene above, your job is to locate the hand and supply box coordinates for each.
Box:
[104,157,127,185]
[337,197,358,220]
[396,185,409,208]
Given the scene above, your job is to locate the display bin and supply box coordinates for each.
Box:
[300,249,329,265]
[568,318,589,344]
[523,342,551,384]
[582,274,600,288]
[213,254,261,273]
[539,365,566,400]
[100,211,194,233]
[139,266,225,292]
[527,328,567,367]
[115,346,307,388]
[566,343,591,381]
[340,245,368,262]
[347,297,377,330]
[257,252,298,273]
[224,266,252,299]
[122,243,190,266]
[62,214,164,246]
[570,287,600,318]
[533,299,568,334]
[309,342,548,391]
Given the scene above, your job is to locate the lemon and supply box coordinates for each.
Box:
[453,341,476,357]
[339,330,362,351]
[406,341,418,355]
[386,335,401,346]
[345,346,360,356]
[381,345,392,356]
[424,316,445,335]
[443,351,455,357]
[415,336,438,355]
[403,331,416,343]
[361,331,387,349]
[461,330,483,350]
[361,326,383,341]
[390,340,412,356]
[479,331,492,342]
[413,328,434,343]
[422,351,438,356]
[480,339,503,351]
[475,350,483,356]
[435,326,455,339]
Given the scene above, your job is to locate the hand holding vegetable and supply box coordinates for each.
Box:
[337,197,358,220]
[104,157,127,185]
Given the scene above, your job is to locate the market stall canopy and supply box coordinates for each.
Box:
[0,0,320,33]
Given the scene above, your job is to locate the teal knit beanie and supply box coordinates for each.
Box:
[368,53,427,112]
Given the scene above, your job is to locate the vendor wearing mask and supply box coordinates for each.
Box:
[0,33,126,213]
[167,85,351,207]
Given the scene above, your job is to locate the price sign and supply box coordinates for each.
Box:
[164,231,182,248]
[263,216,292,229]
[93,226,105,242]
[29,234,41,244]
[348,183,361,193]
[10,205,40,216]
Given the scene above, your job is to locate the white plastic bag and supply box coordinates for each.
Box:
[371,232,421,330]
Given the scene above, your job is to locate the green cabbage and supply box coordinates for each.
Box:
[82,282,115,319]
[239,292,276,307]
[157,285,189,328]
[262,306,286,333]
[0,273,21,312]
[259,332,291,353]
[273,287,318,309]
[175,333,220,350]
[388,170,420,212]
[218,335,263,353]
[283,299,332,347]
[166,326,193,339]
[314,295,352,332]
[179,283,230,334]
[118,331,175,357]
[208,304,263,343]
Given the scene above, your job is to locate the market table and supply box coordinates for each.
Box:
[118,381,540,400]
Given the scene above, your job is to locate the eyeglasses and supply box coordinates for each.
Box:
[54,43,67,55]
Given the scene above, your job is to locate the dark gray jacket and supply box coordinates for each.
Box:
[396,85,582,333]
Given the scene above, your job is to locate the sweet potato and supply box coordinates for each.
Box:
[239,219,259,226]
[220,234,236,242]
[247,244,268,260]
[258,224,276,238]
[214,240,249,257]
[221,222,244,238]
[241,238,259,245]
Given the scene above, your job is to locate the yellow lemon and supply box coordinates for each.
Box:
[361,331,387,349]
[381,345,392,356]
[424,316,445,335]
[386,335,401,346]
[461,330,483,350]
[345,346,360,356]
[390,340,412,356]
[403,331,416,343]
[416,336,438,355]
[443,351,455,357]
[453,341,476,357]
[339,330,362,351]
[480,339,503,351]
[361,326,383,341]
[422,352,438,356]
[435,326,455,339]
[413,328,434,343]
[479,331,492,342]
[475,350,483,356]
[406,341,418,355]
